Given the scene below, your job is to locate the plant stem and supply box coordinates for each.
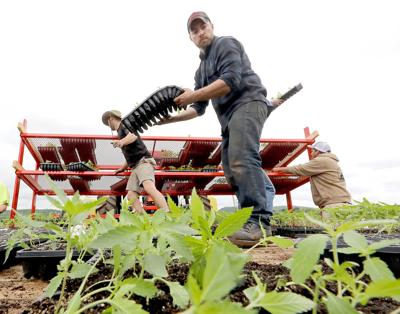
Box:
[55,223,73,313]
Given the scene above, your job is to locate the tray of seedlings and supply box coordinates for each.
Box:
[324,232,400,277]
[121,85,185,134]
[17,240,93,280]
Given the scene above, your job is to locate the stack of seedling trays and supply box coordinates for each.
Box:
[122,85,185,134]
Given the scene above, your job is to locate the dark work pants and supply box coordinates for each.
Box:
[221,101,275,226]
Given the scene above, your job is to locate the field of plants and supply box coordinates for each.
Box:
[1,175,400,313]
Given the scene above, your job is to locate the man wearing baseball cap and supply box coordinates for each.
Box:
[102,110,169,213]
[158,11,284,246]
[272,141,351,211]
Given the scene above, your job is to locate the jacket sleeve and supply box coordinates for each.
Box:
[215,37,242,92]
[286,158,327,176]
[190,67,209,116]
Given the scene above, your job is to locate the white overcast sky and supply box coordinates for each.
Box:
[0,0,399,210]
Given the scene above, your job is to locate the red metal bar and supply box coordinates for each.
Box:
[10,120,27,219]
[286,192,293,211]
[31,162,39,216]
[304,127,313,160]
[21,133,316,144]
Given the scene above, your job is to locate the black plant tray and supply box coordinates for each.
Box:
[122,85,185,134]
[40,162,64,171]
[274,226,324,238]
[325,233,400,254]
[17,247,93,280]
[66,162,96,171]
[201,168,219,172]
[279,83,303,102]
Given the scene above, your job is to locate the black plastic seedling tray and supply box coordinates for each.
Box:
[122,85,185,134]
[279,83,303,102]
[40,162,64,171]
[66,162,96,171]
[17,246,93,280]
[323,233,400,277]
[274,226,324,238]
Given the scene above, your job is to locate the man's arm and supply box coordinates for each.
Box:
[112,132,137,148]
[157,107,199,125]
[115,161,128,174]
[174,79,231,107]
[271,167,294,174]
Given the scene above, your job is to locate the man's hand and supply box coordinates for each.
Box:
[155,114,173,126]
[115,167,126,175]
[174,88,196,107]
[112,140,124,148]
[271,98,284,107]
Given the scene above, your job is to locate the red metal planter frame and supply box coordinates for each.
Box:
[11,120,318,218]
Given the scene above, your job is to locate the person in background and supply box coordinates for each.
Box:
[0,180,10,213]
[102,110,169,213]
[272,141,351,211]
[158,11,283,246]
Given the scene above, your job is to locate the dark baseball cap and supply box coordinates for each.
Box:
[187,11,211,32]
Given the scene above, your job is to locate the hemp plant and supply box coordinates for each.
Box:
[284,214,400,314]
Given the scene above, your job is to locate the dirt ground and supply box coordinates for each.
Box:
[0,265,48,314]
[0,245,294,314]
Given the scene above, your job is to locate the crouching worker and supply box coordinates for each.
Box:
[102,110,169,213]
[0,180,10,213]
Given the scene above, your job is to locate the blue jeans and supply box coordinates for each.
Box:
[221,101,275,226]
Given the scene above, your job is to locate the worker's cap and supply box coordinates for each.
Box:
[187,11,211,32]
[308,141,331,153]
[102,110,122,126]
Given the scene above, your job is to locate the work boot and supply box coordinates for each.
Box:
[228,222,272,248]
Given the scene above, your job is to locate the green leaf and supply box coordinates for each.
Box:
[45,273,63,298]
[364,279,400,300]
[197,301,254,314]
[325,293,358,314]
[364,257,395,281]
[64,197,106,218]
[44,174,68,204]
[166,281,190,309]
[200,245,247,302]
[88,225,138,249]
[158,221,196,236]
[214,207,252,238]
[186,274,202,306]
[304,213,330,230]
[190,188,205,225]
[69,261,97,279]
[343,231,368,250]
[198,216,213,239]
[117,278,157,298]
[143,254,168,277]
[337,247,362,254]
[267,236,295,249]
[368,239,400,253]
[45,194,65,210]
[163,233,194,261]
[111,298,148,314]
[119,209,143,227]
[258,291,314,314]
[184,236,206,260]
[290,234,329,283]
[64,292,81,314]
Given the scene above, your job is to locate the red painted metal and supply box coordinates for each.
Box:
[12,120,318,216]
[286,192,293,211]
[10,119,27,219]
